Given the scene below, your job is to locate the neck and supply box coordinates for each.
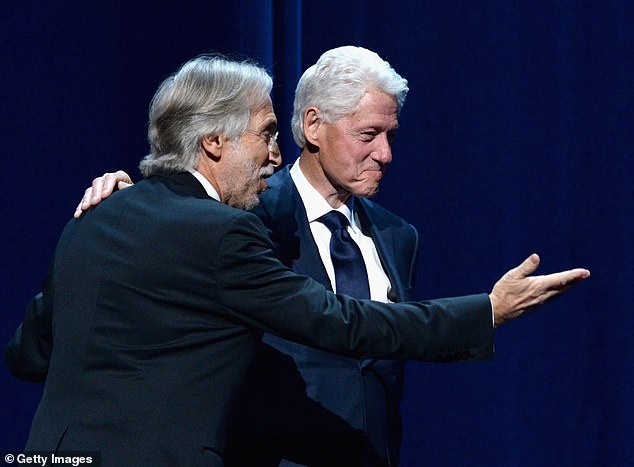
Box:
[196,158,224,203]
[298,149,351,209]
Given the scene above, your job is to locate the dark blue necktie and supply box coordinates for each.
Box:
[319,211,370,299]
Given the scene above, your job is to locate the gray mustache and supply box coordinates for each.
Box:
[260,167,274,178]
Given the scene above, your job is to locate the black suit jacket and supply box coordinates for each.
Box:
[6,172,494,467]
[225,166,420,466]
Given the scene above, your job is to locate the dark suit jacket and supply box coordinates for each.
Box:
[6,172,494,467]
[225,166,420,467]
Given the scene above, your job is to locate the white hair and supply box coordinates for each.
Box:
[291,46,408,148]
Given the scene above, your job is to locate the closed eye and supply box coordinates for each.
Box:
[360,131,378,142]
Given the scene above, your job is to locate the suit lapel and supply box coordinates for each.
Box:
[262,167,332,291]
[355,198,405,303]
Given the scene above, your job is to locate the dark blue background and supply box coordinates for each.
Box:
[2,1,632,465]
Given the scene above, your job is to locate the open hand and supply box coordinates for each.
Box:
[489,254,590,326]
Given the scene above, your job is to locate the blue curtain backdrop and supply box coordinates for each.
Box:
[1,1,632,465]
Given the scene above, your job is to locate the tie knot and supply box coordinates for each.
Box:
[319,210,349,232]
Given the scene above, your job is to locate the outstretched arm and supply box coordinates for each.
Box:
[74,170,134,218]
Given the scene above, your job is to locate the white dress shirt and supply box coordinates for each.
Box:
[190,169,221,201]
[290,161,393,303]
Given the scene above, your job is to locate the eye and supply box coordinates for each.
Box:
[262,126,278,140]
[360,131,377,142]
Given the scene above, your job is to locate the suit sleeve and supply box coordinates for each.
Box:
[215,212,494,362]
[5,292,53,382]
[5,256,57,382]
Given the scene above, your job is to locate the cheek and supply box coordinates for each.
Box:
[328,143,363,171]
[326,158,356,185]
[240,140,268,166]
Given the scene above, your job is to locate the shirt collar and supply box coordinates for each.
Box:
[290,159,356,227]
[189,169,221,202]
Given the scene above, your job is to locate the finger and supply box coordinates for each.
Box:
[117,181,133,190]
[509,253,540,279]
[99,174,119,198]
[90,177,106,203]
[80,186,95,209]
[102,171,132,196]
[540,268,591,291]
[114,170,133,185]
[73,186,93,218]
[73,202,83,219]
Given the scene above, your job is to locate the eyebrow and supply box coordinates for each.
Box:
[263,119,277,132]
[356,124,399,133]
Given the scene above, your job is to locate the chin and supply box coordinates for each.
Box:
[226,190,261,210]
[354,184,380,199]
[246,197,261,210]
[242,193,261,210]
[233,197,260,211]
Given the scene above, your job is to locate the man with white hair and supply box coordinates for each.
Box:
[225,46,421,467]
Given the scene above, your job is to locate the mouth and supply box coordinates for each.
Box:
[365,168,384,179]
[258,178,269,192]
[258,168,274,192]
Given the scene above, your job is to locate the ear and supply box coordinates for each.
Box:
[201,134,226,160]
[303,107,322,147]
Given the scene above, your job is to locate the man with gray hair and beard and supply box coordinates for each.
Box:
[63,47,589,467]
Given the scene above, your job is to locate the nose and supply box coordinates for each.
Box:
[374,134,392,166]
[269,144,282,168]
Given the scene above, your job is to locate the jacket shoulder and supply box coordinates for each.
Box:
[357,197,417,234]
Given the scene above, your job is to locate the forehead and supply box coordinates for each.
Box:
[341,88,399,127]
[250,98,276,127]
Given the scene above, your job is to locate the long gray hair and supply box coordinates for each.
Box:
[140,55,272,177]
